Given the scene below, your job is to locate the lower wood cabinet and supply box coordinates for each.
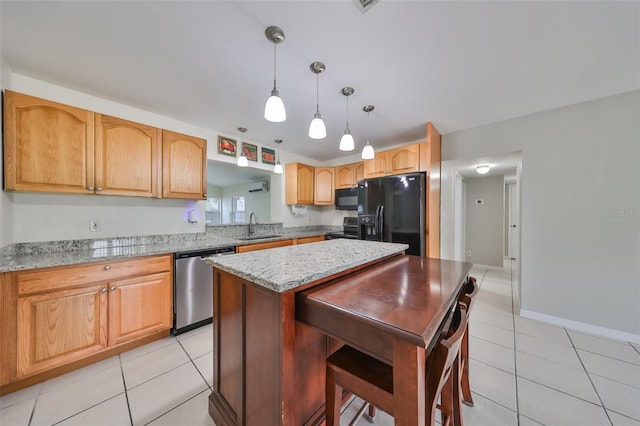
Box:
[1,254,173,390]
[236,239,294,253]
[236,236,325,253]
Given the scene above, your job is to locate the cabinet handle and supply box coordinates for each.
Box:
[101,287,107,294]
[203,193,207,197]
[110,286,116,292]
[104,265,111,270]
[96,187,103,192]
[87,186,94,191]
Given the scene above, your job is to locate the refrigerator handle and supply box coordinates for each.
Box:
[377,205,384,242]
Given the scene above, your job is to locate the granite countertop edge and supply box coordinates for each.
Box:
[0,231,330,273]
[205,240,409,293]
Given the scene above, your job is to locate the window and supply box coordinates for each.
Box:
[205,197,221,225]
[231,196,245,224]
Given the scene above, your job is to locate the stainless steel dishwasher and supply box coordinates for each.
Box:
[172,246,235,335]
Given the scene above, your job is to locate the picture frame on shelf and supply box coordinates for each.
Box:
[261,147,276,165]
[242,142,258,162]
[217,135,237,157]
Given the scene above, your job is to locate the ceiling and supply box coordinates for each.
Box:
[1,1,638,163]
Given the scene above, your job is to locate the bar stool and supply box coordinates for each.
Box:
[459,277,479,407]
[325,302,468,426]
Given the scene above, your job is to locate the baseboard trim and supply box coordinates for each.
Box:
[520,309,640,344]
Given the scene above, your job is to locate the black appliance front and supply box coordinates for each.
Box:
[334,187,359,210]
[357,173,425,256]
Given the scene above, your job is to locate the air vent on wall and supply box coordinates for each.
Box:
[353,0,379,13]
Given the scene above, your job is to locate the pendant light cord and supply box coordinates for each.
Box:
[273,44,277,90]
[345,95,350,132]
[316,73,320,114]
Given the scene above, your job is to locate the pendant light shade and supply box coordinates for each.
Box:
[339,132,355,151]
[237,127,248,167]
[339,87,355,152]
[308,62,326,139]
[361,105,375,160]
[273,139,284,174]
[264,26,286,122]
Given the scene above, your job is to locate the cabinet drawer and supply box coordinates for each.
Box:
[17,255,172,296]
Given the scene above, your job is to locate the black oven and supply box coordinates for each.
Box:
[335,187,359,211]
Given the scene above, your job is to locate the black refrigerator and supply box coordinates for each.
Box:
[357,172,426,256]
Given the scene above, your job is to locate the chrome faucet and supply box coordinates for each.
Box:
[248,212,259,236]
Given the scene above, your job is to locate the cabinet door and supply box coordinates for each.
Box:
[108,272,172,346]
[236,239,294,253]
[285,163,314,205]
[162,130,207,199]
[354,162,365,184]
[388,144,420,175]
[335,164,355,189]
[16,285,107,378]
[364,151,388,178]
[95,114,161,197]
[4,91,95,194]
[314,167,334,205]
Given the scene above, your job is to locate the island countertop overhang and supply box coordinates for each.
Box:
[203,239,409,293]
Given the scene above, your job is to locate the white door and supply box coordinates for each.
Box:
[506,183,518,260]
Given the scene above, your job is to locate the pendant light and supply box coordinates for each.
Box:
[237,127,248,167]
[273,139,284,174]
[361,105,375,160]
[308,62,326,139]
[264,26,286,122]
[339,87,355,151]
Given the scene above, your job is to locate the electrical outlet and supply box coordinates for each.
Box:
[466,250,471,257]
[89,219,101,232]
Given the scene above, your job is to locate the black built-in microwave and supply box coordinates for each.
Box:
[334,187,359,210]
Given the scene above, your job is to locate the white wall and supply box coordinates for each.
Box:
[465,176,504,267]
[221,182,271,224]
[442,91,640,339]
[0,54,14,247]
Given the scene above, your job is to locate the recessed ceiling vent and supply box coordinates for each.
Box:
[353,0,379,13]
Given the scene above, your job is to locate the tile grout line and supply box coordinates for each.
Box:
[140,336,212,425]
[507,260,521,426]
[119,353,135,426]
[565,330,613,426]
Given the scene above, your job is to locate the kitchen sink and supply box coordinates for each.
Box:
[237,235,282,241]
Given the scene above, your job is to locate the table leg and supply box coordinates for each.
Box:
[393,340,426,426]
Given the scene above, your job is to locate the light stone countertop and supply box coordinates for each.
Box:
[203,239,409,293]
[0,231,330,273]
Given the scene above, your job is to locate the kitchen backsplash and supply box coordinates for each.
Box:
[2,223,341,256]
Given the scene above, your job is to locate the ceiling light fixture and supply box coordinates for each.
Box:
[308,61,327,139]
[339,87,355,151]
[237,127,248,167]
[361,105,375,160]
[264,26,286,123]
[273,139,284,174]
[476,164,490,175]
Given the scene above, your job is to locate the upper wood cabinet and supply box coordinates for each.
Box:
[162,130,207,199]
[364,144,421,178]
[285,162,314,205]
[335,162,364,188]
[314,167,334,205]
[95,114,161,197]
[3,90,96,194]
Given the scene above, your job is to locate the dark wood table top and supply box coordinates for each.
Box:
[296,255,472,361]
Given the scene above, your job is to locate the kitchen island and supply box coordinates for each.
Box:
[204,239,472,426]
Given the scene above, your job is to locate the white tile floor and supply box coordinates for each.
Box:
[1,265,639,425]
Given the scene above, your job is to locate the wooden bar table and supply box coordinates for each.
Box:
[296,255,472,426]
